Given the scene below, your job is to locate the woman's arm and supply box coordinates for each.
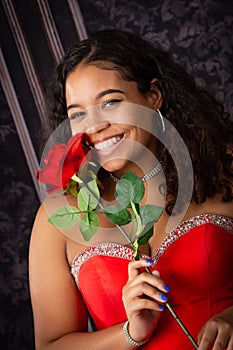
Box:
[29,203,137,350]
[197,306,233,350]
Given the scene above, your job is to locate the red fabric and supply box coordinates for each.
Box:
[78,223,233,349]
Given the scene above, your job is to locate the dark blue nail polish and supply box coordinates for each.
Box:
[146,258,154,264]
[159,304,165,310]
[160,294,168,301]
[164,284,170,292]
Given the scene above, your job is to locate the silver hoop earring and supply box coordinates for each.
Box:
[156,109,165,133]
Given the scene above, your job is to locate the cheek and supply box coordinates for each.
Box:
[121,125,152,141]
[137,129,156,149]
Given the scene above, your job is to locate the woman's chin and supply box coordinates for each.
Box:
[101,159,130,175]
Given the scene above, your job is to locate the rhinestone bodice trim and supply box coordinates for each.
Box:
[71,214,233,284]
[152,213,233,263]
[71,242,136,285]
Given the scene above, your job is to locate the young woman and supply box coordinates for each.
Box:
[29,30,233,350]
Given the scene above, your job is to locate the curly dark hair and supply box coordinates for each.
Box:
[45,29,233,214]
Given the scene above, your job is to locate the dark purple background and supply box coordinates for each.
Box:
[0,1,232,349]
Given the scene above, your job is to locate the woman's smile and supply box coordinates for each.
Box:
[93,134,125,154]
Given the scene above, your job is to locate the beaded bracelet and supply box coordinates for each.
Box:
[122,321,149,347]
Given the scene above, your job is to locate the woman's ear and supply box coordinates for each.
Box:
[148,78,163,110]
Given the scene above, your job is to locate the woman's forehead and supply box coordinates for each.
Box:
[65,65,135,103]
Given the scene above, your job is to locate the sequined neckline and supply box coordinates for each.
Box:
[152,213,233,263]
[71,213,233,285]
[71,242,138,285]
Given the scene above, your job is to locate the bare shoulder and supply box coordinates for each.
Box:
[29,195,71,281]
[30,195,66,253]
[30,193,85,253]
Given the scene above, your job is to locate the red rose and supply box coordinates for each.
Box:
[36,133,90,194]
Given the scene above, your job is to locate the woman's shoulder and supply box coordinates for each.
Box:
[31,194,90,261]
[30,196,66,253]
[187,196,233,220]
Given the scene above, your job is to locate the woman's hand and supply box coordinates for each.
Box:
[122,259,170,343]
[198,306,233,350]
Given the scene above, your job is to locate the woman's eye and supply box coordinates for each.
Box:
[70,111,85,120]
[102,99,121,109]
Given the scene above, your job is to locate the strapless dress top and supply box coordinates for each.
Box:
[71,214,233,349]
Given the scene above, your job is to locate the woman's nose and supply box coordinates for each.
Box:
[85,110,110,134]
[85,120,110,134]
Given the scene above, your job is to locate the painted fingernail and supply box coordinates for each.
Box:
[145,258,154,264]
[164,284,170,292]
[160,294,168,301]
[159,304,165,310]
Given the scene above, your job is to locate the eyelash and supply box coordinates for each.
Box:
[70,111,85,120]
[102,99,122,109]
[69,99,122,120]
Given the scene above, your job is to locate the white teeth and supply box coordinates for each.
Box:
[95,136,122,150]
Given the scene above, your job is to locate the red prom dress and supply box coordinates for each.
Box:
[71,214,233,349]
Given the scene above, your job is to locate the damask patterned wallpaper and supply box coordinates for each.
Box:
[79,0,233,115]
[0,1,232,349]
[0,85,38,349]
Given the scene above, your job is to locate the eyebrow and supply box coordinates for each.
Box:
[96,89,124,99]
[67,89,124,111]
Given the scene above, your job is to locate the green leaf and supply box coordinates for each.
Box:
[115,179,134,206]
[79,212,99,241]
[48,206,80,228]
[115,171,145,206]
[122,171,145,203]
[140,205,163,226]
[77,162,90,181]
[77,162,97,183]
[78,180,100,211]
[68,180,78,197]
[138,224,154,245]
[104,205,131,226]
[86,179,100,202]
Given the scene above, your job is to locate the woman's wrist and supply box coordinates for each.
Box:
[122,321,150,347]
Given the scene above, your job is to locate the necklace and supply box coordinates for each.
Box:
[109,163,162,183]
